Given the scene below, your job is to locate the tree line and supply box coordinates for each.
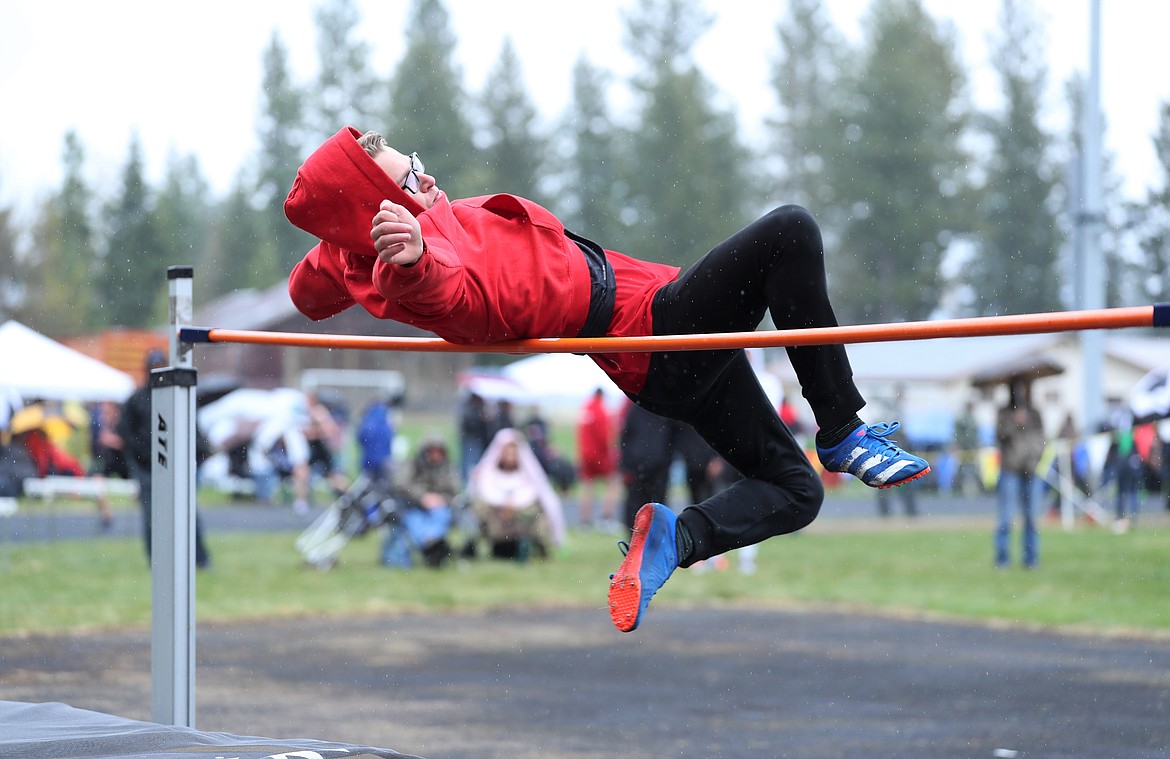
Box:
[0,0,1167,338]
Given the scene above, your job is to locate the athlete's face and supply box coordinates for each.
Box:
[374,148,440,209]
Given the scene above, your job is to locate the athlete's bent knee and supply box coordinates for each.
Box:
[759,204,823,253]
[790,468,824,530]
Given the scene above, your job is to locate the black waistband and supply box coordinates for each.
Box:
[565,230,616,339]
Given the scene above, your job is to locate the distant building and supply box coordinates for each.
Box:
[767,332,1170,446]
[74,278,1168,434]
[63,329,168,387]
[191,278,476,412]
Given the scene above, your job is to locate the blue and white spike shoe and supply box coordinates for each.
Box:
[816,422,930,489]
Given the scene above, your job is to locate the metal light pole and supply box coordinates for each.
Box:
[1078,0,1106,432]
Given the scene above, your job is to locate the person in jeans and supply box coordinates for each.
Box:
[994,382,1046,568]
[118,350,211,569]
[284,127,930,632]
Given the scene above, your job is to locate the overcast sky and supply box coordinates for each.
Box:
[1,0,1167,219]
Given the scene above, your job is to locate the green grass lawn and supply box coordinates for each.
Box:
[3,518,1168,638]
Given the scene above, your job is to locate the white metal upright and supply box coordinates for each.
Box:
[151,266,198,726]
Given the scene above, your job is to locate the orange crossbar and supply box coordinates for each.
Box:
[181,305,1164,354]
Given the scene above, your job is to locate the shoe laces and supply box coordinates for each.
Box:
[864,421,906,455]
[610,541,631,580]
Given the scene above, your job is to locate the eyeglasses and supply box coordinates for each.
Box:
[401,152,425,194]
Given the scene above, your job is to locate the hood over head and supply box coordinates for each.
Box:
[415,434,450,465]
[284,126,427,256]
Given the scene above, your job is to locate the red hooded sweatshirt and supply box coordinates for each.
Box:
[285,127,679,394]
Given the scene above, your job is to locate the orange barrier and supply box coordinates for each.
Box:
[181,304,1167,355]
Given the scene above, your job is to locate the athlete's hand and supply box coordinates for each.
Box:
[371,200,425,266]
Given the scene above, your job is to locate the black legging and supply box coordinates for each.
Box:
[629,205,865,565]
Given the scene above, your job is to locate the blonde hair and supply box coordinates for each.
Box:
[358,130,388,158]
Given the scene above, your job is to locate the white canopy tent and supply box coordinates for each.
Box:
[500,353,628,410]
[0,320,136,403]
[496,348,783,412]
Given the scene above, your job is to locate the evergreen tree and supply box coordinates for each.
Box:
[383,0,478,199]
[768,0,852,216]
[828,0,971,322]
[154,151,212,299]
[963,0,1062,316]
[556,54,631,245]
[0,188,25,323]
[27,131,98,334]
[256,31,316,273]
[476,37,547,203]
[99,132,166,327]
[201,180,283,300]
[1134,100,1170,303]
[310,0,379,140]
[621,0,752,268]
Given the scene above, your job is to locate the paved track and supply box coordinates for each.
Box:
[5,492,1170,757]
[3,490,1002,544]
[4,605,1170,758]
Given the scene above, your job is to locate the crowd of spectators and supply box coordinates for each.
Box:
[3,370,1167,576]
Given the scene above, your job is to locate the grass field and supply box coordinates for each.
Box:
[3,516,1168,638]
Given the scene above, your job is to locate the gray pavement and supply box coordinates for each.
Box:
[2,489,1003,544]
[4,606,1170,758]
[5,491,1170,758]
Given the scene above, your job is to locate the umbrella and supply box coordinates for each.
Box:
[198,388,310,449]
[7,401,88,439]
[196,374,244,408]
[1130,367,1170,423]
[970,355,1065,389]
